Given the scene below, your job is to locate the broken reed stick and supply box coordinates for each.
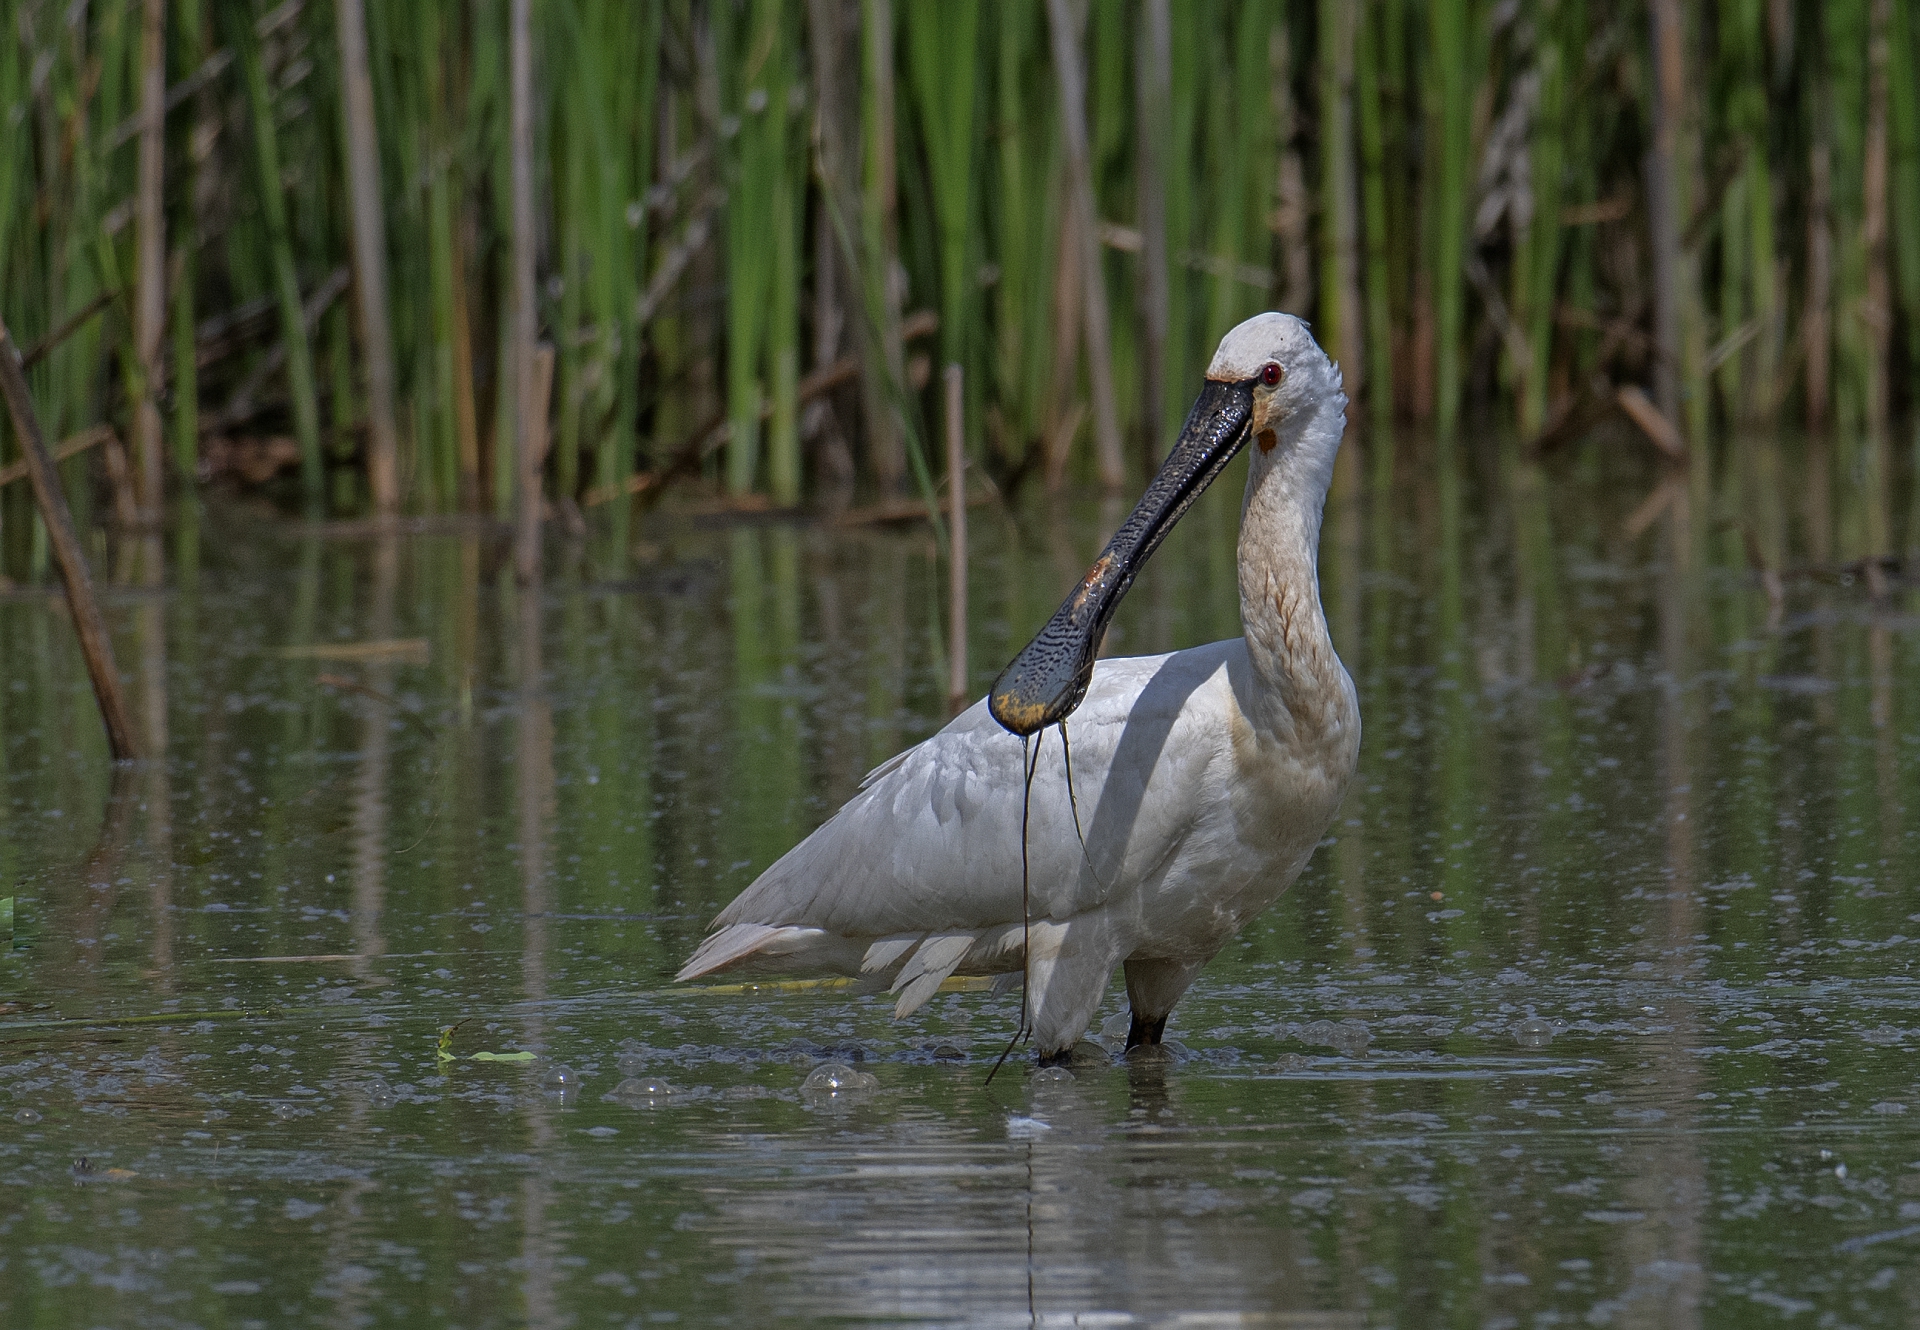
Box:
[0,317,141,761]
[0,1005,279,1031]
[1615,384,1688,460]
[18,292,116,371]
[0,425,115,488]
[945,362,968,714]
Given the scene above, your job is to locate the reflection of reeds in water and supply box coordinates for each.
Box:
[730,526,807,875]
[349,536,398,981]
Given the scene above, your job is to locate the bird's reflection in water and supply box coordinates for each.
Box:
[704,1060,1361,1326]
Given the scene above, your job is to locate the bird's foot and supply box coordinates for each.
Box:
[1034,1048,1074,1069]
[1125,1012,1169,1050]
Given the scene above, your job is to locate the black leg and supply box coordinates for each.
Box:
[1035,1047,1073,1069]
[1125,1012,1168,1050]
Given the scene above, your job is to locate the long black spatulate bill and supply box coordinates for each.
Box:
[989,378,1255,737]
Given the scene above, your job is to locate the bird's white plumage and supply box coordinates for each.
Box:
[678,313,1360,1055]
[1206,311,1309,380]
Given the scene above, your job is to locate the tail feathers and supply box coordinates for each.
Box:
[860,933,921,976]
[676,923,823,982]
[890,931,978,1019]
[679,918,1031,1018]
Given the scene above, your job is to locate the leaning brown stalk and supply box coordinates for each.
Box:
[0,316,139,761]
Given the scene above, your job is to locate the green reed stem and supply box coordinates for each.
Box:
[1354,0,1393,449]
[1428,0,1471,443]
[230,5,324,514]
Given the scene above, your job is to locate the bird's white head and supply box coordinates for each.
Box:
[988,313,1344,737]
[1207,312,1347,502]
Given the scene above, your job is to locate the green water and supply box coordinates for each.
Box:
[4,438,1920,1327]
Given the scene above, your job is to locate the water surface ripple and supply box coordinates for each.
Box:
[4,455,1919,1325]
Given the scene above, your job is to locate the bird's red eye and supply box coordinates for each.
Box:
[1260,362,1283,387]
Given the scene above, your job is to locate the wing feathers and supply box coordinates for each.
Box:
[675,923,860,981]
[682,643,1250,997]
[676,923,795,981]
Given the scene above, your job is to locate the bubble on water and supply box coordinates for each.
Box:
[13,1107,41,1125]
[585,1125,619,1138]
[272,1102,299,1120]
[1124,1044,1177,1067]
[802,1062,856,1093]
[930,1044,966,1062]
[1514,1017,1555,1048]
[1273,1052,1312,1073]
[1799,1149,1851,1179]
[1099,1011,1132,1050]
[363,1078,396,1108]
[1067,1041,1110,1068]
[1030,1064,1075,1083]
[801,1061,877,1095]
[1871,1101,1909,1115]
[541,1064,579,1096]
[1006,1114,1053,1139]
[615,1038,648,1078]
[606,1076,677,1104]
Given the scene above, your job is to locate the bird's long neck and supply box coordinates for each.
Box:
[1235,401,1351,750]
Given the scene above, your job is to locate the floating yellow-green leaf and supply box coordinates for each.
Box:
[468,1051,536,1063]
[435,1018,470,1061]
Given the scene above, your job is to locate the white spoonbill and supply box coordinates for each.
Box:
[678,313,1359,1064]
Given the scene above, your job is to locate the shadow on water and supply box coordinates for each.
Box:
[6,433,1920,1323]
